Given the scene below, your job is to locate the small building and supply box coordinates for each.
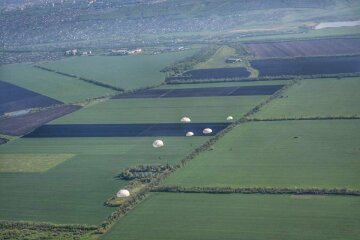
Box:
[225,57,242,63]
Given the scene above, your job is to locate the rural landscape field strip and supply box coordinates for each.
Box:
[0,105,81,136]
[114,85,284,99]
[0,80,62,115]
[23,123,230,138]
[251,55,360,77]
[102,193,360,240]
[245,38,360,58]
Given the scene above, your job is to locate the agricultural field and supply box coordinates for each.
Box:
[0,80,62,115]
[245,38,360,58]
[103,193,360,240]
[0,105,81,136]
[0,136,208,224]
[251,55,360,77]
[194,46,243,69]
[114,85,283,98]
[38,51,197,90]
[52,80,280,124]
[164,120,360,189]
[24,123,229,138]
[0,64,116,103]
[255,77,360,118]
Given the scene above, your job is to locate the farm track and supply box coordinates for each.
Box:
[249,116,360,121]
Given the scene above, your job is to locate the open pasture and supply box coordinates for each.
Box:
[0,64,116,103]
[114,85,283,99]
[251,55,360,77]
[23,123,229,138]
[0,105,81,136]
[53,96,266,124]
[103,193,360,240]
[167,67,250,82]
[38,51,196,90]
[164,120,360,189]
[0,136,207,224]
[255,77,360,118]
[246,38,360,58]
[0,154,75,173]
[0,80,62,115]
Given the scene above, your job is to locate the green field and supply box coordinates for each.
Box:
[255,77,360,118]
[0,154,75,172]
[103,193,360,240]
[52,96,265,124]
[0,64,116,103]
[0,137,208,224]
[164,120,360,189]
[194,46,242,69]
[39,51,196,90]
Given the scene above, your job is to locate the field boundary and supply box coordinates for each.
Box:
[165,72,360,84]
[248,116,360,122]
[152,186,360,196]
[33,65,125,92]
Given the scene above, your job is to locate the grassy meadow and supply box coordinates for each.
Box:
[164,120,360,189]
[103,193,360,240]
[0,137,208,224]
[0,64,116,103]
[255,77,360,118]
[39,50,197,90]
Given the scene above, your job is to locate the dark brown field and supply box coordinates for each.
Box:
[0,105,81,136]
[246,38,360,58]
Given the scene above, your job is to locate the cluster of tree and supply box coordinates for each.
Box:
[161,45,219,76]
[119,164,175,182]
[0,220,97,239]
[153,186,360,196]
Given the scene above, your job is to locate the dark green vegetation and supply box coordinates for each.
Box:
[103,193,360,240]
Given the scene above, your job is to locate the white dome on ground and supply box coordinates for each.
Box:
[186,131,194,137]
[152,139,164,148]
[180,117,191,123]
[227,116,234,121]
[203,128,213,134]
[117,189,130,198]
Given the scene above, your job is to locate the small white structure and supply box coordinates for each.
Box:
[152,139,164,148]
[180,117,191,123]
[226,116,234,121]
[117,189,130,198]
[203,128,213,134]
[186,131,194,137]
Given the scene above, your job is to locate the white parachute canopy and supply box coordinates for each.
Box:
[186,131,194,137]
[117,189,130,198]
[226,116,234,121]
[180,117,191,123]
[152,139,164,148]
[203,128,213,134]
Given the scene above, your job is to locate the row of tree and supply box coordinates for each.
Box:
[250,115,360,122]
[119,164,175,182]
[153,186,360,196]
[165,72,360,84]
